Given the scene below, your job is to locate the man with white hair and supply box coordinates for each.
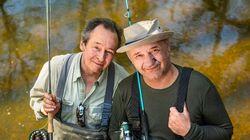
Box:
[109,19,233,139]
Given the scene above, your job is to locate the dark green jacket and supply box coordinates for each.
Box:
[109,65,233,140]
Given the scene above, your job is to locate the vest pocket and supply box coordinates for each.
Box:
[85,105,103,129]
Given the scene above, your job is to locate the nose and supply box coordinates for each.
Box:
[97,50,105,62]
[143,53,156,68]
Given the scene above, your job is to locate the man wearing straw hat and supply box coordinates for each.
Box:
[109,19,233,139]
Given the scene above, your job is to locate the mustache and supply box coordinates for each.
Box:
[143,61,160,70]
[94,57,105,65]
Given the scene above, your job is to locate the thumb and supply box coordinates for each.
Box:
[183,103,190,116]
[170,106,178,113]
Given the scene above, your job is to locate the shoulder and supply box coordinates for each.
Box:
[112,61,129,79]
[50,53,79,65]
[114,73,135,101]
[117,73,135,90]
[49,53,80,69]
[176,65,214,88]
[180,66,217,101]
[189,69,214,88]
[50,54,70,67]
[43,53,79,77]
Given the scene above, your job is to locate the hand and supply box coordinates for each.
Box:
[42,93,61,117]
[168,104,191,136]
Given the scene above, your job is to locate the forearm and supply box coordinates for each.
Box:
[109,86,126,139]
[30,88,47,120]
[30,61,50,120]
[109,114,123,140]
[184,123,233,140]
[185,85,233,139]
[108,103,124,139]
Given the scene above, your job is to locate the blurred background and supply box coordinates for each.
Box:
[0,0,249,139]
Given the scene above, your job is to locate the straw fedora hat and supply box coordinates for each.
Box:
[117,19,173,53]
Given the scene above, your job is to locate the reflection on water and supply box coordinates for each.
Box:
[0,0,249,139]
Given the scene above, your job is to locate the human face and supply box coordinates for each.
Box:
[80,25,118,75]
[127,40,171,81]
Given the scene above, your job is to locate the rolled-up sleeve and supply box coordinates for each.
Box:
[184,85,233,140]
[30,62,49,120]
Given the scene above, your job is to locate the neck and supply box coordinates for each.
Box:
[143,64,179,89]
[81,71,100,84]
[81,56,101,84]
[81,62,101,94]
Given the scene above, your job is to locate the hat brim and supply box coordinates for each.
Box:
[117,31,173,53]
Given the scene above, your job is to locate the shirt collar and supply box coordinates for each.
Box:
[96,68,107,85]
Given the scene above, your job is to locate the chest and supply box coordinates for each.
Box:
[143,89,204,126]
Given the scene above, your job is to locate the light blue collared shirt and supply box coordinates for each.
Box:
[30,52,129,128]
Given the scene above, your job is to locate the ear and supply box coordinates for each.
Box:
[80,40,86,52]
[165,39,171,52]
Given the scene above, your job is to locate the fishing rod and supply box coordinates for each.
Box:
[29,1,53,139]
[46,0,54,139]
[124,0,149,140]
[124,0,132,26]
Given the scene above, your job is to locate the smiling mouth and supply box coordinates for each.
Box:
[145,64,159,71]
[93,61,104,67]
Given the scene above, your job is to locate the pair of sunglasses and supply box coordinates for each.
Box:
[76,103,85,127]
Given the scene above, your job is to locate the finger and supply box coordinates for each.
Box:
[169,110,177,120]
[170,107,179,117]
[44,107,55,112]
[44,93,53,101]
[170,107,178,113]
[43,104,56,110]
[44,102,56,109]
[43,108,54,114]
[44,108,56,114]
[43,97,56,106]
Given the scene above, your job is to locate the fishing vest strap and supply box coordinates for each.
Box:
[56,54,75,99]
[175,67,193,112]
[175,67,193,140]
[55,54,75,120]
[101,62,115,129]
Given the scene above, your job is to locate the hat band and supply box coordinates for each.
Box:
[125,29,161,45]
[125,35,148,45]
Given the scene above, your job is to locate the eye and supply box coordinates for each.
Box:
[152,48,160,54]
[135,54,143,59]
[93,46,100,51]
[105,50,114,56]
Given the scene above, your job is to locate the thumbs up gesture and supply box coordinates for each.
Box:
[168,103,191,136]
